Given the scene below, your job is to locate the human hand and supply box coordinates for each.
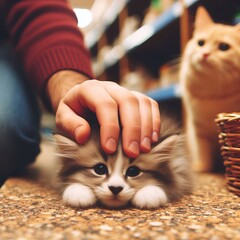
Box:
[47,71,160,158]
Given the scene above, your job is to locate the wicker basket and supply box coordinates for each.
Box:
[215,112,240,196]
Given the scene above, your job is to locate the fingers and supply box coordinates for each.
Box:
[105,84,141,157]
[131,92,153,152]
[150,98,161,142]
[131,91,161,152]
[56,80,161,158]
[55,100,91,144]
[105,84,161,157]
[56,81,120,154]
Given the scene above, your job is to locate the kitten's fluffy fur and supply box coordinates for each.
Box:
[54,118,192,209]
[180,6,240,172]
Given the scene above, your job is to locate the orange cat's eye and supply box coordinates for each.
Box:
[218,42,230,51]
[197,39,205,47]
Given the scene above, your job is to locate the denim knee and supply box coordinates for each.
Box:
[0,107,41,177]
[0,42,41,177]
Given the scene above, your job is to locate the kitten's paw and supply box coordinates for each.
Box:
[132,186,168,209]
[62,183,97,208]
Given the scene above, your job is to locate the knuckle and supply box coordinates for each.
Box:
[55,110,72,131]
[142,96,152,107]
[79,79,98,89]
[97,99,117,112]
[55,111,62,128]
[131,91,153,107]
[154,118,161,128]
[151,98,159,109]
[106,81,119,87]
[103,123,120,134]
[153,117,161,132]
[128,122,141,133]
[61,117,73,131]
[123,94,139,106]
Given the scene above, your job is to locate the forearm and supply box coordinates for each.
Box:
[46,70,89,112]
[3,0,94,108]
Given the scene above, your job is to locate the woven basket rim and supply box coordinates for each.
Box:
[215,112,240,123]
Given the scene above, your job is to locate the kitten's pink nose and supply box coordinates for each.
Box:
[109,186,123,196]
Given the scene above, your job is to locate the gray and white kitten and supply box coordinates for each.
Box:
[54,118,193,209]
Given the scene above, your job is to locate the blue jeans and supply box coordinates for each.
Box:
[0,43,41,185]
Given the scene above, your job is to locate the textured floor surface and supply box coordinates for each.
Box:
[1,143,240,240]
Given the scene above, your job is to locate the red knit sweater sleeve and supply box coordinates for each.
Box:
[4,0,94,97]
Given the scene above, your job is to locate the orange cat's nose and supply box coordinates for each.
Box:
[202,53,210,59]
[108,186,123,195]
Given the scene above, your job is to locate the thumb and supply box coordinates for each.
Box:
[55,101,91,144]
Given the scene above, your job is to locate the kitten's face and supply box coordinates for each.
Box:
[54,126,188,209]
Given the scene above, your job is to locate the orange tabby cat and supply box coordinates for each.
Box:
[180,6,240,172]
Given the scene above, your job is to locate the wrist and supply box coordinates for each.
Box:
[46,70,89,112]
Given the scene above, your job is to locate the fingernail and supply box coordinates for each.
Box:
[142,137,151,151]
[105,138,117,153]
[129,141,140,155]
[152,131,159,142]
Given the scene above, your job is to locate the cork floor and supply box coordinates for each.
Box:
[1,141,240,240]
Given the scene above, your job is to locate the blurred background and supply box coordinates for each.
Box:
[64,0,240,123]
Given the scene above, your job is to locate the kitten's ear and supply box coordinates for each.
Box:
[153,135,178,154]
[195,6,214,31]
[54,134,79,152]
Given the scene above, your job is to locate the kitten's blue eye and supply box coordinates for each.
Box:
[219,42,230,51]
[198,39,205,47]
[93,163,108,175]
[126,166,141,177]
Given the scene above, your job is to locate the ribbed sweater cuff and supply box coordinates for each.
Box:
[29,44,94,110]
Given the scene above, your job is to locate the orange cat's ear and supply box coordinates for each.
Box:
[195,6,214,31]
[235,24,240,31]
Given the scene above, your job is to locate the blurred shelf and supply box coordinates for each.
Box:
[89,0,239,105]
[123,0,198,52]
[85,0,129,49]
[146,83,181,102]
[93,0,199,77]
